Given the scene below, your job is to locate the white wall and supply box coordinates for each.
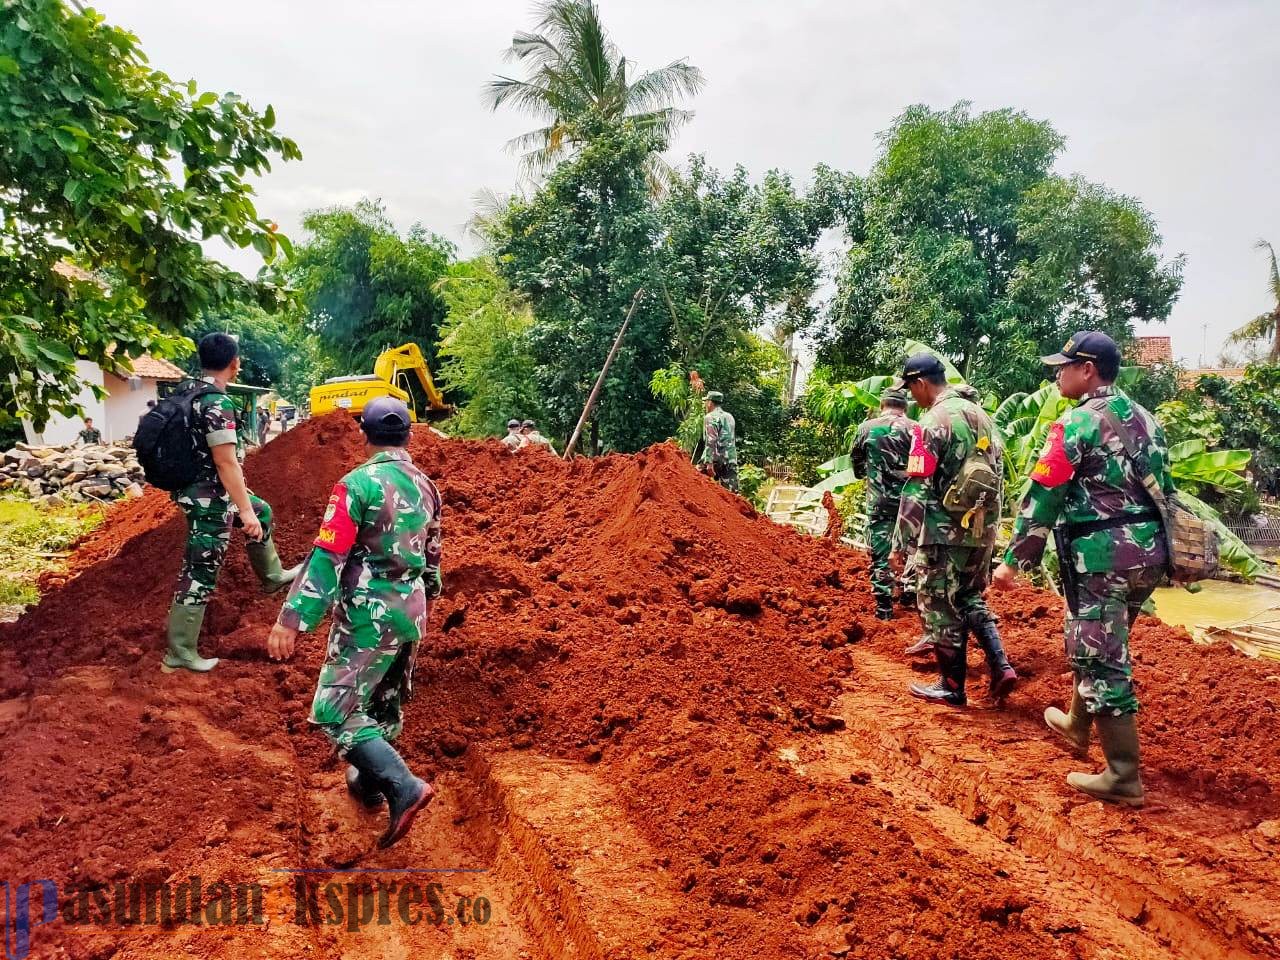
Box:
[102,373,160,443]
[23,361,106,446]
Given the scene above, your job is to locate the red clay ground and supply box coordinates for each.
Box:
[0,414,1276,959]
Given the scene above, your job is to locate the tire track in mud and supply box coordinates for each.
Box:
[816,649,1279,960]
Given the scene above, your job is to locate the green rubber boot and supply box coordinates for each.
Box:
[1066,714,1144,807]
[246,537,302,594]
[161,602,219,673]
[1045,689,1091,753]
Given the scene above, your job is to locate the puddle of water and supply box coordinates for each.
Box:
[1152,579,1280,630]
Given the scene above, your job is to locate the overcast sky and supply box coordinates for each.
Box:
[100,0,1279,365]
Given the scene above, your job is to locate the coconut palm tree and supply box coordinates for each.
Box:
[1228,240,1280,361]
[484,0,704,183]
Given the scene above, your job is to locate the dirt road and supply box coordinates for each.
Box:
[1,415,1276,959]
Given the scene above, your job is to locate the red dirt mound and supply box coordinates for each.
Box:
[2,413,1277,960]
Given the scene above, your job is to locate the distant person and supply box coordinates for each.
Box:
[163,333,301,673]
[267,397,442,849]
[849,387,913,621]
[258,407,270,446]
[77,417,102,446]
[520,419,557,454]
[501,418,524,451]
[699,391,739,492]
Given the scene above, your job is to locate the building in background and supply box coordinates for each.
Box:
[23,354,186,446]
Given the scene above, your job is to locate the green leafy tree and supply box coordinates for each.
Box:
[484,0,704,184]
[434,258,544,437]
[1227,240,1280,362]
[189,300,331,403]
[1196,365,1280,490]
[290,199,454,377]
[1,0,299,428]
[821,103,1183,394]
[494,121,669,452]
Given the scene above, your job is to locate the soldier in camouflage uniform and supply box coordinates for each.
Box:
[700,391,739,492]
[850,388,914,620]
[891,354,1017,706]
[164,334,300,674]
[994,331,1169,807]
[268,396,441,849]
[77,418,102,446]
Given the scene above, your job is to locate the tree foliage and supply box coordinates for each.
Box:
[290,199,454,377]
[0,0,299,427]
[434,258,544,437]
[1227,240,1280,362]
[188,299,331,404]
[820,103,1183,394]
[485,0,704,183]
[494,121,669,451]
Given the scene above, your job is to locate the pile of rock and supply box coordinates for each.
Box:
[0,442,146,504]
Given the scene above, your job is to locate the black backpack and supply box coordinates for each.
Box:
[133,380,220,491]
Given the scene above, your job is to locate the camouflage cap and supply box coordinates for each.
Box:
[521,419,536,428]
[880,387,908,407]
[703,390,724,403]
[507,419,521,429]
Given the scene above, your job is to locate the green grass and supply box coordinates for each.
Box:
[0,496,104,611]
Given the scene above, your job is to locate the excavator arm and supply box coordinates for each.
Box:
[371,344,453,421]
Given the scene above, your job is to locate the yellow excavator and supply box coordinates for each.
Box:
[309,343,454,422]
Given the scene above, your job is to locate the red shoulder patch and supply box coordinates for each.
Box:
[314,481,357,554]
[905,422,937,478]
[1030,422,1075,487]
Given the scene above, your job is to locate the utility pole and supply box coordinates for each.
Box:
[563,289,645,459]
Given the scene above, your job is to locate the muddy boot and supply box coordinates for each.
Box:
[903,635,934,657]
[1045,689,1091,753]
[898,590,917,610]
[246,537,302,595]
[1066,714,1144,808]
[967,611,1017,700]
[875,598,894,621]
[347,738,436,849]
[909,643,967,707]
[161,602,219,673]
[346,765,384,809]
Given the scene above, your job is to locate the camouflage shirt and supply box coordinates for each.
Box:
[279,449,444,632]
[895,388,1003,550]
[78,427,102,445]
[701,407,737,466]
[1004,386,1172,574]
[176,378,244,502]
[850,412,912,517]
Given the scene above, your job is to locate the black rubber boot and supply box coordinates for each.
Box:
[909,642,967,707]
[345,765,384,809]
[967,611,1017,700]
[875,599,894,621]
[898,591,917,610]
[346,738,435,849]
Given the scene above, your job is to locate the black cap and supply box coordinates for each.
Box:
[1041,331,1121,368]
[892,353,946,389]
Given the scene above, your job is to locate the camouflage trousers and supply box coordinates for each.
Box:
[173,492,273,606]
[866,515,906,604]
[916,544,994,649]
[1066,566,1164,716]
[309,582,428,754]
[711,460,740,493]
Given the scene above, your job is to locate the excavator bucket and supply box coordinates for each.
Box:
[421,404,455,423]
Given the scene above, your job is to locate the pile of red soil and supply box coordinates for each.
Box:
[2,413,1277,959]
